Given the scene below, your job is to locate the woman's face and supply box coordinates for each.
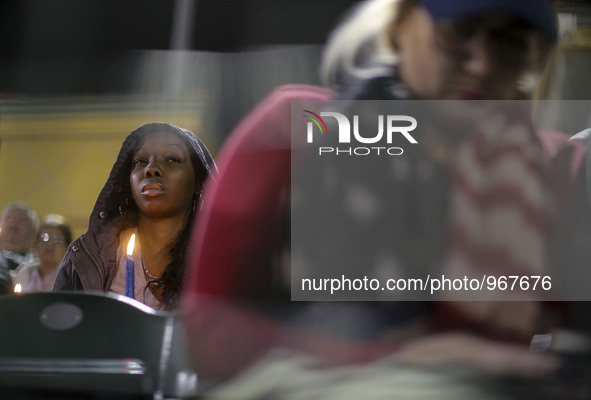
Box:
[130,131,196,220]
[34,226,68,269]
[393,6,537,100]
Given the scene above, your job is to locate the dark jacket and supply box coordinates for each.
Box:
[53,122,217,293]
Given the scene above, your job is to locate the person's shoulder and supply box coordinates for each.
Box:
[13,260,39,276]
[12,262,39,287]
[0,251,9,267]
[0,250,29,270]
[0,254,10,276]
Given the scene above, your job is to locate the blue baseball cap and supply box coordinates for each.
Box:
[418,0,557,39]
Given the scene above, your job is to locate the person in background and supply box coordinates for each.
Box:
[53,122,216,310]
[0,201,39,271]
[0,201,38,294]
[13,214,72,293]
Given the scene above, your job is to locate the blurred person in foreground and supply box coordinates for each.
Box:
[314,0,560,343]
[54,123,216,310]
[182,0,572,398]
[14,214,72,293]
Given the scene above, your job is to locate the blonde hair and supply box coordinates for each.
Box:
[320,0,402,90]
[321,0,555,97]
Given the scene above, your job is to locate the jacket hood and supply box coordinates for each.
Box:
[88,122,217,231]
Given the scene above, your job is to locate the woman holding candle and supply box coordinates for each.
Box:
[53,122,217,310]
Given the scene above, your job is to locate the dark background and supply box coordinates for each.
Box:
[0,0,360,95]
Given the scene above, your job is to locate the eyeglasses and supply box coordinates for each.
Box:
[37,232,66,245]
[434,16,538,69]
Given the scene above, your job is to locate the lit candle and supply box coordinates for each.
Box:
[125,234,135,298]
[14,283,22,294]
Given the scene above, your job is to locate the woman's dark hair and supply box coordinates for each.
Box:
[118,124,208,310]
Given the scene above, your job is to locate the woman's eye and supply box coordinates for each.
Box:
[167,156,181,163]
[133,158,147,165]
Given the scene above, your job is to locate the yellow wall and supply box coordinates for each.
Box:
[0,97,211,239]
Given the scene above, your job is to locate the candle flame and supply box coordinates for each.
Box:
[127,234,136,256]
[14,283,22,293]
